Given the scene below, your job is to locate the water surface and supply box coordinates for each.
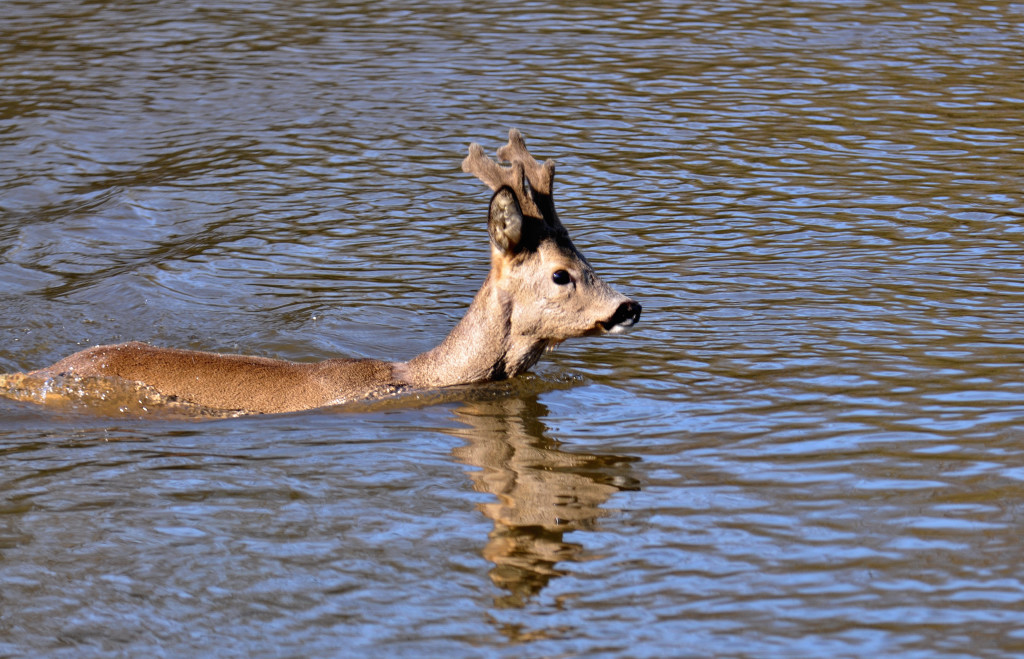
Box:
[3,1,1024,656]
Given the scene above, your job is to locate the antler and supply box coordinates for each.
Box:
[496,128,555,197]
[461,128,557,222]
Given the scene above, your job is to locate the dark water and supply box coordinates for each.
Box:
[3,1,1024,656]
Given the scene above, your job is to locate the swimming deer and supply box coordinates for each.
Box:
[0,129,641,415]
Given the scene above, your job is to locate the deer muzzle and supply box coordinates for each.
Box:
[601,300,642,334]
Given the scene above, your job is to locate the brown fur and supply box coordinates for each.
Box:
[28,342,402,414]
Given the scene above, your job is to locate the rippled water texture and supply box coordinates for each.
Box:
[3,1,1024,656]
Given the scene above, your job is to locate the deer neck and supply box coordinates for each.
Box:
[398,272,547,389]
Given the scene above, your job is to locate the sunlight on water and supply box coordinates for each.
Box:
[3,0,1024,656]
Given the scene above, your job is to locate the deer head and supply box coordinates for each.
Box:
[445,129,641,378]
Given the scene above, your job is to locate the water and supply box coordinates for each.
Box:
[3,0,1024,656]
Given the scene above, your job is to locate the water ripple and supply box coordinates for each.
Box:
[4,0,1024,656]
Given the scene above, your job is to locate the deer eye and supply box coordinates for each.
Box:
[552,269,572,285]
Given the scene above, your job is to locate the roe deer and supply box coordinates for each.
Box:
[0,129,641,415]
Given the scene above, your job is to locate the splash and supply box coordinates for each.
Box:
[0,372,245,419]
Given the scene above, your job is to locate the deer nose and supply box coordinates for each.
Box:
[602,300,642,332]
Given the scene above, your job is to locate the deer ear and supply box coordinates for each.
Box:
[488,187,523,255]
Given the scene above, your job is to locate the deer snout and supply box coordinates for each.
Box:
[601,300,642,334]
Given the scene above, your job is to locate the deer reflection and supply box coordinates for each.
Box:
[449,394,639,608]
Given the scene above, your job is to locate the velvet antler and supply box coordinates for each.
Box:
[462,129,558,224]
[496,128,555,197]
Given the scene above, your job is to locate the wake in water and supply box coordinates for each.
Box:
[0,372,246,419]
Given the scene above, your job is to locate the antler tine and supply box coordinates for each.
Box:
[461,142,505,191]
[462,139,543,219]
[496,128,556,197]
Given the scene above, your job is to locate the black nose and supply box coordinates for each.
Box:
[603,300,642,329]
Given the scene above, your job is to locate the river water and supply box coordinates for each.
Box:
[2,1,1023,656]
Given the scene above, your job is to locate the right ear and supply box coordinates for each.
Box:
[488,187,523,255]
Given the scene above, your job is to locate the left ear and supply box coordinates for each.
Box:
[488,187,523,255]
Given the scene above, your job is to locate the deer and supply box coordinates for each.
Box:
[0,129,641,416]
